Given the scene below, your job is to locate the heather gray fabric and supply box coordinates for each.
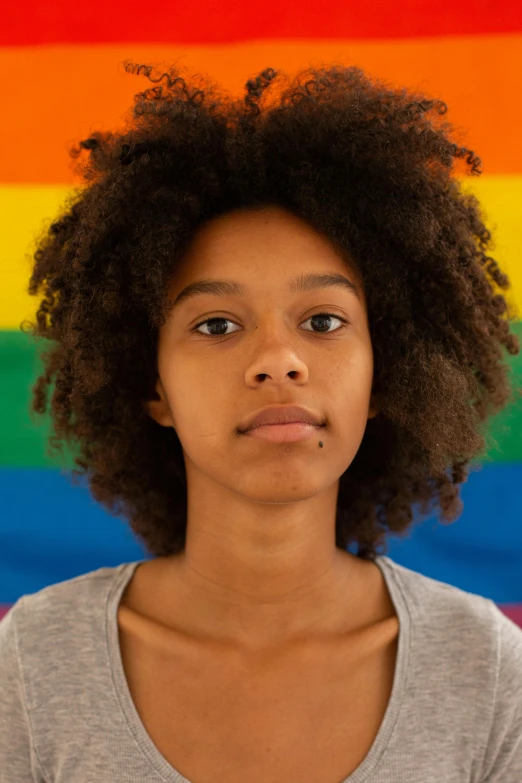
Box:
[1,554,521,782]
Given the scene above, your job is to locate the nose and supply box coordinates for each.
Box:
[247,356,310,387]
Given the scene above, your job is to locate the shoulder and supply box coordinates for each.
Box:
[381,555,511,635]
[381,555,522,683]
[0,563,132,664]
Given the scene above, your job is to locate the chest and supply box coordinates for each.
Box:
[117,611,399,783]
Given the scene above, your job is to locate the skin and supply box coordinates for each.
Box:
[144,204,381,657]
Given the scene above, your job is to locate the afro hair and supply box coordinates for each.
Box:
[21,60,521,561]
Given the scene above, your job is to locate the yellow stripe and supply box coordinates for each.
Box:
[1,178,521,330]
[460,177,522,319]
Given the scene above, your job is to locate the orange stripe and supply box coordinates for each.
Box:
[1,35,521,184]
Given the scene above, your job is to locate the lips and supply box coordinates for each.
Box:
[240,405,325,433]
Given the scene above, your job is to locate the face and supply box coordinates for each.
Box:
[145,205,379,510]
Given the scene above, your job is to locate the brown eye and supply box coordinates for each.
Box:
[191,311,349,339]
[300,312,349,334]
[192,317,239,338]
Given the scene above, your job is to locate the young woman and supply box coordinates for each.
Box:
[1,61,521,782]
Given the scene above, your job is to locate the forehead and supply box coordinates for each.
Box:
[162,205,367,322]
[192,205,331,250]
[178,205,362,283]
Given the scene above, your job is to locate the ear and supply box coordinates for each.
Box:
[368,392,381,420]
[143,377,175,428]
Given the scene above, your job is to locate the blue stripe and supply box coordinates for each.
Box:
[1,463,521,604]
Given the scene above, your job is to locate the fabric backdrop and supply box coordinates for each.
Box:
[1,0,521,627]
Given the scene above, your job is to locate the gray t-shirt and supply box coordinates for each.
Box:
[1,555,521,782]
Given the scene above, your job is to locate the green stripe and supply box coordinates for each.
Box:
[1,325,521,467]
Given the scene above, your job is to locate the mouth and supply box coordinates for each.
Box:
[241,422,325,444]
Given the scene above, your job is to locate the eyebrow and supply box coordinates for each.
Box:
[169,272,361,313]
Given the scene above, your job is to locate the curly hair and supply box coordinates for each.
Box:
[21,60,521,562]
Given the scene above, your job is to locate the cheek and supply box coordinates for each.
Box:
[169,380,233,442]
[325,351,373,395]
[325,357,374,426]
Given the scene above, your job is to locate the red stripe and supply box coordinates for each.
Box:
[2,0,522,45]
[501,605,522,628]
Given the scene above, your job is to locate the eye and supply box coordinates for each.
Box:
[192,317,241,338]
[301,312,349,334]
[191,312,349,338]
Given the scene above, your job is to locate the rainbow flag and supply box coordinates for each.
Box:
[1,0,521,626]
